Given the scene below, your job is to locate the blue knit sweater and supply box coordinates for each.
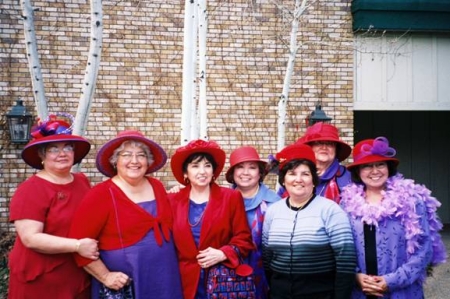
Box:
[262,195,356,298]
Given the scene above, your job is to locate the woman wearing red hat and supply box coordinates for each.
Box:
[262,143,356,299]
[296,122,352,203]
[169,139,254,299]
[340,137,446,298]
[225,146,281,299]
[8,114,98,298]
[69,130,183,298]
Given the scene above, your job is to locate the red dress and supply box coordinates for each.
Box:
[8,173,91,299]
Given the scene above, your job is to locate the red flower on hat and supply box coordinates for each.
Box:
[177,139,220,153]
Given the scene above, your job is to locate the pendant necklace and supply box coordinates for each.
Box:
[188,200,207,227]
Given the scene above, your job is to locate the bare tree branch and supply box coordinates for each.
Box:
[73,0,103,137]
[21,0,48,120]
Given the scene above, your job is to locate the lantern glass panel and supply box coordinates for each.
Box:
[8,116,32,143]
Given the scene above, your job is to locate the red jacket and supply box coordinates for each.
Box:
[70,177,173,266]
[169,183,254,299]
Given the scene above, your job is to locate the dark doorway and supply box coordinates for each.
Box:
[354,111,450,223]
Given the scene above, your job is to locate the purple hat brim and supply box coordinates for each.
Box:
[21,134,91,169]
[96,134,167,177]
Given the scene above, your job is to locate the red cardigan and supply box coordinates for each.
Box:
[169,183,254,299]
[69,177,172,267]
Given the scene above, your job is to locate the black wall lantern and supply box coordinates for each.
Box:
[5,99,34,144]
[307,104,332,126]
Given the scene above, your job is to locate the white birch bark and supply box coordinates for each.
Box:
[277,0,308,151]
[21,0,48,120]
[181,0,197,145]
[197,0,208,140]
[190,5,200,141]
[72,0,103,137]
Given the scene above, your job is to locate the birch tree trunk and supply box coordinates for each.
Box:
[181,0,197,145]
[72,0,103,137]
[21,0,48,120]
[277,0,308,151]
[190,6,200,141]
[197,0,208,140]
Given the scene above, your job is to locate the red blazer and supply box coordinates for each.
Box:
[169,183,254,299]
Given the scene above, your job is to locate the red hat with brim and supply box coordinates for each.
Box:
[276,143,316,170]
[96,130,167,177]
[300,122,351,162]
[22,134,91,169]
[171,139,226,185]
[225,146,267,183]
[347,137,399,170]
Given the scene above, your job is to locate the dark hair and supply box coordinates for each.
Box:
[278,159,319,187]
[182,152,218,175]
[350,160,398,184]
[257,162,267,182]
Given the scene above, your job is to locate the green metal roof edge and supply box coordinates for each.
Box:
[352,0,450,32]
[352,0,450,12]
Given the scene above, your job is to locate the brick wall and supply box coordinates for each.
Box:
[0,0,354,231]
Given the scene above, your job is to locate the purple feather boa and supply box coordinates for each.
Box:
[341,173,447,266]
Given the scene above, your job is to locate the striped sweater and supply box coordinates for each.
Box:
[262,195,356,299]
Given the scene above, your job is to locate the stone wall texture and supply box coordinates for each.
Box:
[0,0,354,231]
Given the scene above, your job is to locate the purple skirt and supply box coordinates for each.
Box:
[91,201,183,299]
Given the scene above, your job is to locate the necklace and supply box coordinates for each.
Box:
[287,194,313,211]
[188,200,207,227]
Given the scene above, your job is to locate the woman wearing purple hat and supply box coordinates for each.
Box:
[69,130,183,298]
[225,146,281,299]
[8,113,98,299]
[340,137,447,298]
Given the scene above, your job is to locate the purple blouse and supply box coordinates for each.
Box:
[91,201,183,299]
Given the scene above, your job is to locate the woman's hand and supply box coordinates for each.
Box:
[357,273,388,296]
[76,238,99,260]
[196,247,226,268]
[102,271,132,290]
[167,184,184,193]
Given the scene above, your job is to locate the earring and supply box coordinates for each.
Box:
[184,177,190,185]
[41,161,44,165]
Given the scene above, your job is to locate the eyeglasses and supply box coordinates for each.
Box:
[311,141,336,147]
[360,162,387,171]
[46,145,74,155]
[118,152,148,161]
